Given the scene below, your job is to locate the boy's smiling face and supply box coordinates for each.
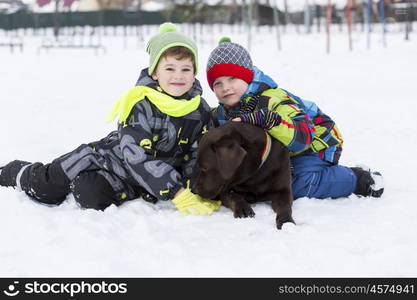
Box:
[212,76,248,108]
[152,56,195,97]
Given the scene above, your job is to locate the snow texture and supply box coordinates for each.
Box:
[1,24,416,277]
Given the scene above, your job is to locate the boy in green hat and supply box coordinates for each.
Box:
[0,23,220,215]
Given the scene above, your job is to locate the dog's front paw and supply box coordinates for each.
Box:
[276,215,295,230]
[232,201,255,218]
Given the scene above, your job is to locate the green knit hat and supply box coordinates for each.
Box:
[146,23,198,75]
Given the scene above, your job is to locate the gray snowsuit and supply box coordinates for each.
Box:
[0,69,213,209]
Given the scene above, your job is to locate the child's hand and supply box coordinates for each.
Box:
[172,188,221,216]
[239,109,281,130]
[225,96,259,120]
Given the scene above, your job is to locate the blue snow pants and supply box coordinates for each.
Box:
[291,153,357,199]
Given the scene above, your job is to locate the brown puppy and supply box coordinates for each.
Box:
[193,122,295,229]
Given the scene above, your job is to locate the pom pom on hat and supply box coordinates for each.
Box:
[206,39,254,90]
[218,37,231,44]
[159,22,177,33]
[147,22,198,75]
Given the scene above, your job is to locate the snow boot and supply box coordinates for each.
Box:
[351,166,384,198]
[0,160,31,188]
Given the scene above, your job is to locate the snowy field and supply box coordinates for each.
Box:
[1,24,416,277]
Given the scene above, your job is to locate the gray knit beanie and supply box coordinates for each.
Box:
[206,37,254,89]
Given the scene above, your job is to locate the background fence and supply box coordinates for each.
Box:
[1,2,416,30]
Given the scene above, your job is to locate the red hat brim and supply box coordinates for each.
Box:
[207,63,254,90]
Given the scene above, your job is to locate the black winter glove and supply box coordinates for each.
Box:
[225,95,259,120]
[224,95,281,130]
[239,108,282,130]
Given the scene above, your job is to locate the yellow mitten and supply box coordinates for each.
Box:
[172,188,221,216]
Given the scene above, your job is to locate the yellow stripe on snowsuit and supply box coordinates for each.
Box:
[252,88,299,148]
[311,125,328,152]
[107,85,201,125]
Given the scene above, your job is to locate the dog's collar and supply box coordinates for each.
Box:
[259,131,272,169]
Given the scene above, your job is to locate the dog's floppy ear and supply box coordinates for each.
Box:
[214,140,247,181]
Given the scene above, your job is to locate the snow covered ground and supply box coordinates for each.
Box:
[1,24,416,277]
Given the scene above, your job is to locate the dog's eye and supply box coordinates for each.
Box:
[200,167,208,173]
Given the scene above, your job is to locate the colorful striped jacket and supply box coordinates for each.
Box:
[213,67,343,165]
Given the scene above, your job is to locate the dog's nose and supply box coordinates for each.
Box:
[189,164,201,194]
[189,176,198,194]
[190,185,197,194]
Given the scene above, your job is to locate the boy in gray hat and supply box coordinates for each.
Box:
[0,23,220,215]
[206,37,384,200]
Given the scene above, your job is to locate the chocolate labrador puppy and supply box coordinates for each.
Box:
[193,122,295,229]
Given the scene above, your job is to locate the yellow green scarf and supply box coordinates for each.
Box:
[107,85,201,125]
